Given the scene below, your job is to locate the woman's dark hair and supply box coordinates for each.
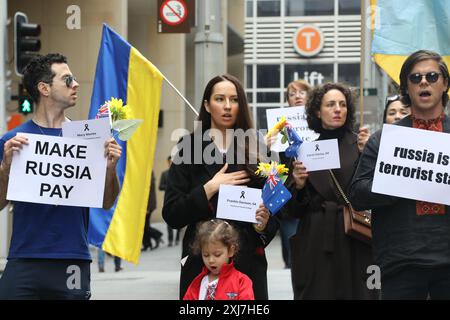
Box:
[383,94,409,123]
[305,82,356,133]
[399,50,450,107]
[22,53,68,104]
[191,219,239,255]
[198,74,253,131]
[196,74,265,181]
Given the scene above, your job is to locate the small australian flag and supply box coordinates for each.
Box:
[262,172,292,215]
[284,126,303,159]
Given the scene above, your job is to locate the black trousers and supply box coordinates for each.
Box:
[382,266,450,299]
[0,259,91,300]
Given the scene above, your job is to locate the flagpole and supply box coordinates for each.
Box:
[162,76,199,117]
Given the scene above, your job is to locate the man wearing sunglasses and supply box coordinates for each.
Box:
[0,53,122,299]
[349,50,450,299]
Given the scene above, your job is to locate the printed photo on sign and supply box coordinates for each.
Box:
[297,139,340,172]
[62,117,111,141]
[216,185,262,223]
[7,133,107,208]
[266,106,319,153]
[372,124,450,205]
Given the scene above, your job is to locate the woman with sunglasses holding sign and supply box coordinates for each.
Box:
[350,50,450,299]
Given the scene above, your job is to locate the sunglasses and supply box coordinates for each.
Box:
[63,75,77,88]
[408,72,442,84]
[385,94,400,104]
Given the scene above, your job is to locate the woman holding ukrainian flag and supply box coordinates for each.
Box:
[162,74,279,300]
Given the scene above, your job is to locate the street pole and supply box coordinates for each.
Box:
[194,0,225,111]
[0,0,9,265]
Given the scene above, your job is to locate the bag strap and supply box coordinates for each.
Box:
[329,170,350,206]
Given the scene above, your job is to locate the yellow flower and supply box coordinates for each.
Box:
[108,97,128,122]
[255,161,289,178]
[266,116,287,137]
[255,162,272,177]
[276,164,289,176]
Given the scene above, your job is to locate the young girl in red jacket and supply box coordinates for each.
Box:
[183,219,255,300]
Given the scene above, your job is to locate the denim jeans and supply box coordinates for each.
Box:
[97,248,121,269]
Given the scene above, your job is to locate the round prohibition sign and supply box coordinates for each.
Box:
[160,0,188,26]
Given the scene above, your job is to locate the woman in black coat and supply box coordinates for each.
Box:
[288,83,378,299]
[163,74,278,300]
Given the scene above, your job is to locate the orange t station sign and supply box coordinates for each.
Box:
[293,25,324,57]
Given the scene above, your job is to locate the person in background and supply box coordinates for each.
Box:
[276,80,312,270]
[159,156,180,246]
[383,94,411,124]
[97,249,122,272]
[142,172,163,251]
[183,219,254,300]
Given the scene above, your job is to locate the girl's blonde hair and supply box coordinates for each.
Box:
[191,219,239,255]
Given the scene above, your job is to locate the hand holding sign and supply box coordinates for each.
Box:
[292,160,309,190]
[1,135,29,173]
[255,203,270,231]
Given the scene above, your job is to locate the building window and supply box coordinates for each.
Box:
[257,107,279,130]
[257,0,280,17]
[285,64,333,88]
[338,63,360,87]
[286,0,334,17]
[246,65,253,89]
[339,0,360,15]
[257,65,280,88]
[257,92,280,103]
[246,0,254,17]
[246,91,253,103]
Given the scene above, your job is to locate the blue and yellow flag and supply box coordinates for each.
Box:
[88,24,163,264]
[371,0,450,84]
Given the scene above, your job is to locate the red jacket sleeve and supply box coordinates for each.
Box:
[238,274,255,300]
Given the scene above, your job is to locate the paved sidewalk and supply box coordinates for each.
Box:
[90,222,293,300]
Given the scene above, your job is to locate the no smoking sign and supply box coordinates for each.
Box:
[160,0,187,26]
[158,0,194,33]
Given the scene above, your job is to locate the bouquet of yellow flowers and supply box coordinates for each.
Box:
[255,161,289,184]
[266,116,290,144]
[96,97,143,141]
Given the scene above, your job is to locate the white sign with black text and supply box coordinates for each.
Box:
[216,185,262,223]
[266,106,319,153]
[7,133,107,207]
[296,138,341,172]
[62,117,111,141]
[372,124,450,205]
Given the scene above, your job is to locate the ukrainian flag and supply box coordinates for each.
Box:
[88,24,163,264]
[371,0,450,84]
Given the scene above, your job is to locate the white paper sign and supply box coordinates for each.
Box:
[297,138,340,172]
[62,117,111,141]
[7,133,107,208]
[372,124,450,205]
[266,106,319,152]
[216,185,262,223]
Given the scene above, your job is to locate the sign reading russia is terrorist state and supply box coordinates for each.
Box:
[7,133,107,207]
[372,124,450,205]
